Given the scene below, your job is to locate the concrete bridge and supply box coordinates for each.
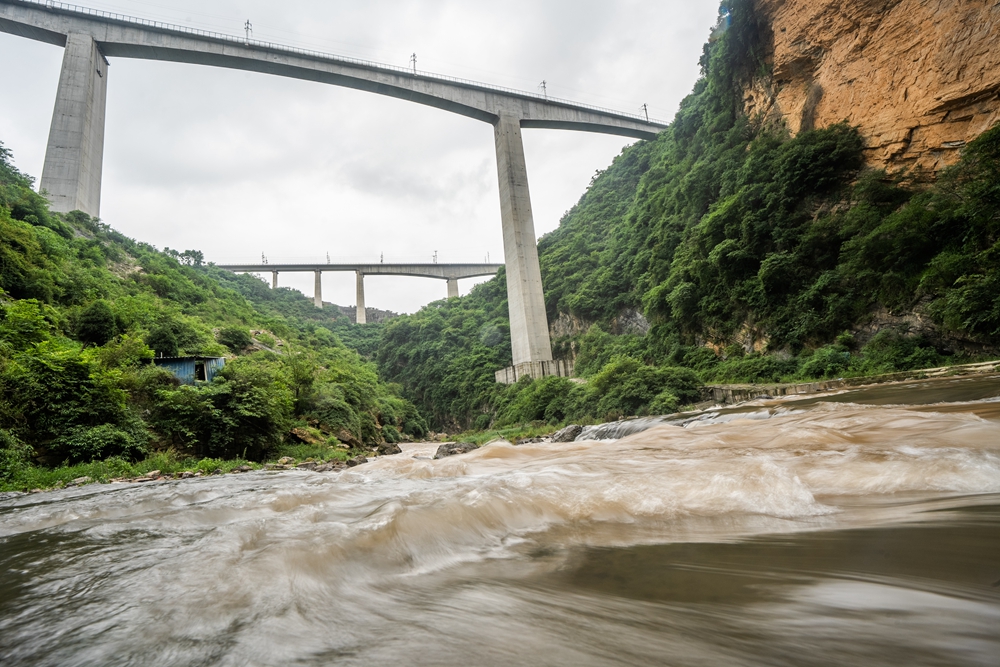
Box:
[0,0,667,379]
[217,262,503,324]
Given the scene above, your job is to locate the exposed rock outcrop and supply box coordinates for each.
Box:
[551,424,584,442]
[748,0,1000,174]
[433,442,478,459]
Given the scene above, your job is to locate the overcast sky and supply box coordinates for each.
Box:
[0,0,720,313]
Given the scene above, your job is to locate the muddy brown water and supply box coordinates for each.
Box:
[2,375,999,666]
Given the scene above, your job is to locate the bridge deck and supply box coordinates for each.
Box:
[217,263,504,281]
[0,0,666,138]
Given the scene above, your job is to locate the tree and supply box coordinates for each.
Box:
[217,326,252,352]
[77,300,117,346]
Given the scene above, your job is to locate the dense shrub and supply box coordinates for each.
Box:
[77,299,117,346]
[217,326,252,352]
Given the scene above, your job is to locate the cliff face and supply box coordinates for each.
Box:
[746,0,1000,173]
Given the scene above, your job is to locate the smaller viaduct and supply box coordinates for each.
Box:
[217,262,503,324]
[0,0,667,381]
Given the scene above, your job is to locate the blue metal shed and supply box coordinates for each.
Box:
[153,356,226,385]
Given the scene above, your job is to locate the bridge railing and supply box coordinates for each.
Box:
[16,0,666,125]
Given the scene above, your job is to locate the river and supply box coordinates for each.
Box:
[2,375,999,666]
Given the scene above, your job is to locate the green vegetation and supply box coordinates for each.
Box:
[0,141,426,492]
[3,1,998,487]
[370,0,1000,430]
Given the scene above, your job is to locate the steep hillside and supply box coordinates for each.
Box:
[0,144,426,487]
[376,0,1000,429]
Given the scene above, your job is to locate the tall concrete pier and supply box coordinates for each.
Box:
[494,114,552,367]
[0,0,665,378]
[355,271,367,325]
[313,271,323,309]
[40,32,107,216]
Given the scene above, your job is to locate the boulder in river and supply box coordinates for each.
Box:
[551,425,583,442]
[377,442,402,456]
[433,442,479,459]
[347,455,368,467]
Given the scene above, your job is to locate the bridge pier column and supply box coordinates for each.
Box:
[271,271,278,289]
[447,278,459,299]
[313,271,323,308]
[493,114,552,368]
[355,271,367,324]
[41,33,108,217]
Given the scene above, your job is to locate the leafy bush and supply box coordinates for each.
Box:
[855,331,943,375]
[55,422,148,463]
[217,326,252,352]
[152,356,293,460]
[588,356,702,420]
[799,345,852,379]
[77,299,117,346]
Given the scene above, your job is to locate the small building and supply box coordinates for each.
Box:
[153,356,225,385]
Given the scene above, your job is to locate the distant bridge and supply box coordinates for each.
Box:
[0,0,667,379]
[217,262,502,324]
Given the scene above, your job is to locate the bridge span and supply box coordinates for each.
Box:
[0,0,667,379]
[218,263,503,324]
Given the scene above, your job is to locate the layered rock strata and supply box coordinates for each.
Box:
[746,0,1000,173]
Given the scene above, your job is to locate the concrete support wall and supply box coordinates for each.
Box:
[447,278,459,299]
[271,271,278,289]
[40,33,107,217]
[355,271,367,324]
[313,271,323,308]
[495,359,574,384]
[494,114,552,367]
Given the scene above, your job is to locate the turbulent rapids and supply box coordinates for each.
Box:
[2,376,1000,666]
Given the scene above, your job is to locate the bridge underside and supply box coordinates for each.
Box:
[0,0,666,376]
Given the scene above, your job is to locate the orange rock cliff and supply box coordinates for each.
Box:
[744,0,1000,173]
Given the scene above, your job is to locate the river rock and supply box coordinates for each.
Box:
[377,442,402,456]
[336,429,362,448]
[515,437,548,445]
[68,476,93,486]
[347,455,368,467]
[296,462,317,470]
[277,456,295,465]
[433,442,479,459]
[551,425,583,443]
[289,427,322,445]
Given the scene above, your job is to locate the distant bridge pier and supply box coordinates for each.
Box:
[271,271,278,289]
[494,114,553,369]
[314,270,323,308]
[355,271,366,324]
[41,32,108,216]
[447,278,459,299]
